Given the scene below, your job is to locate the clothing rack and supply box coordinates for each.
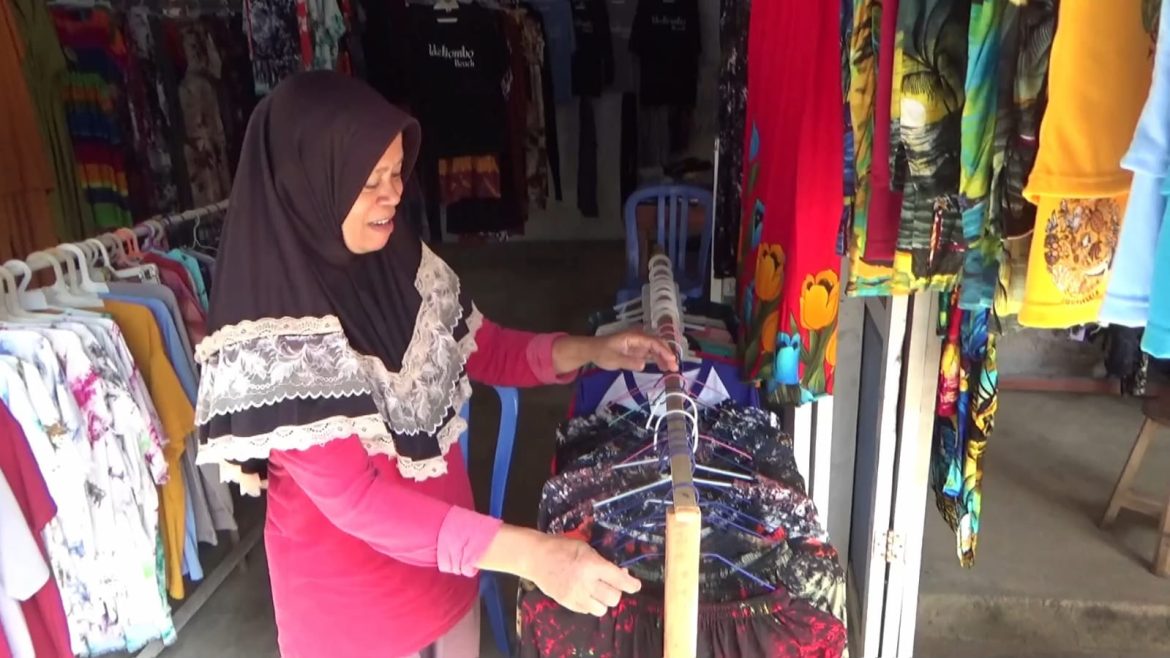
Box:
[646,250,701,658]
[3,199,258,657]
[8,200,228,279]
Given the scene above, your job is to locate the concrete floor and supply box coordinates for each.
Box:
[914,391,1170,657]
[149,242,1170,657]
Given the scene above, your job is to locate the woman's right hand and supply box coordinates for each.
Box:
[526,535,642,616]
[476,525,641,616]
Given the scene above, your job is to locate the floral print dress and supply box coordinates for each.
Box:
[736,0,843,406]
[0,324,175,654]
[0,337,96,654]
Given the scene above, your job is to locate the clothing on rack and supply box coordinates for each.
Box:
[246,0,303,95]
[736,0,843,406]
[0,0,58,265]
[518,401,848,658]
[6,0,95,246]
[1101,3,1170,329]
[1017,0,1154,329]
[931,290,998,567]
[713,0,751,280]
[0,203,243,654]
[528,0,575,105]
[0,402,72,658]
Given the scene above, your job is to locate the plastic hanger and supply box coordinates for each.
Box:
[99,234,160,282]
[115,227,142,259]
[21,251,105,313]
[58,243,110,294]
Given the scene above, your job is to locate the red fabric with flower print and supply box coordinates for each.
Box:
[735,0,843,406]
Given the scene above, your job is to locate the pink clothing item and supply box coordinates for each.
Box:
[864,0,903,263]
[265,319,575,658]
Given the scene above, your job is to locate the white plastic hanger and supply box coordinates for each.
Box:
[20,251,105,313]
[58,243,110,294]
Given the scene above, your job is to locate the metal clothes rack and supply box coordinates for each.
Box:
[646,250,701,657]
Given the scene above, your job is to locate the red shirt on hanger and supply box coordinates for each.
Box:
[0,404,74,658]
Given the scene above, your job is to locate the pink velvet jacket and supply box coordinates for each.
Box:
[263,320,571,658]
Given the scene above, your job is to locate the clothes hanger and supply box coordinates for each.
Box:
[99,234,160,281]
[58,243,110,294]
[20,251,105,313]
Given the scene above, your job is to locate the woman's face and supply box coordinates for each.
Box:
[341,135,405,254]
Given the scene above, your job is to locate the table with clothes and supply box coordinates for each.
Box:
[517,400,849,658]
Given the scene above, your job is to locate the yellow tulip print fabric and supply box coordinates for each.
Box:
[736,0,844,407]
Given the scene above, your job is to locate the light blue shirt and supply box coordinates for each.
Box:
[1101,4,1170,328]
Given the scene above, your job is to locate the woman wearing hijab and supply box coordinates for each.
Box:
[194,72,678,658]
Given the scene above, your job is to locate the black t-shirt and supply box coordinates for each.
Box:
[407,4,509,157]
[569,0,615,98]
[629,0,701,107]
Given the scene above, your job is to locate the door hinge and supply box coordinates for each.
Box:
[881,531,904,563]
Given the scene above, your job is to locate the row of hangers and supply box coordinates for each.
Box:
[0,202,227,323]
[578,254,779,606]
[47,0,240,17]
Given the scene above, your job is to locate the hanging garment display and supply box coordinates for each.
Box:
[1142,176,1170,357]
[931,291,998,567]
[737,0,843,406]
[846,0,902,297]
[891,0,971,292]
[1100,3,1170,328]
[956,0,1007,311]
[49,6,136,230]
[518,402,848,658]
[989,0,1057,318]
[126,9,189,214]
[0,208,238,655]
[1018,0,1155,328]
[0,0,58,264]
[245,0,302,95]
[713,0,751,279]
[7,0,95,243]
[0,402,73,658]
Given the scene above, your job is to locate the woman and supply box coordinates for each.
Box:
[194,71,678,657]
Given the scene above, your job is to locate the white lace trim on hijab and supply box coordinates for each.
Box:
[194,245,482,483]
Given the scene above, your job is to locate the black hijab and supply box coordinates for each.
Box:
[195,72,475,485]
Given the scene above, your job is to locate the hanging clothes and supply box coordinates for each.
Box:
[956,0,1008,311]
[713,0,751,280]
[172,21,234,207]
[991,0,1056,318]
[1142,175,1170,357]
[0,0,58,264]
[736,0,843,406]
[931,291,998,567]
[245,0,302,95]
[845,0,901,297]
[7,0,96,244]
[125,9,190,215]
[49,7,136,230]
[1018,0,1155,328]
[102,301,197,602]
[889,0,971,292]
[1100,2,1170,328]
[519,402,848,658]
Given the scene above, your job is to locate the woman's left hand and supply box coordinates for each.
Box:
[589,330,679,373]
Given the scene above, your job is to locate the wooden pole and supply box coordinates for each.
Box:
[647,250,702,658]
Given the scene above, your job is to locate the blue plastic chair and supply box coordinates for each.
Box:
[619,184,714,304]
[458,385,519,657]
